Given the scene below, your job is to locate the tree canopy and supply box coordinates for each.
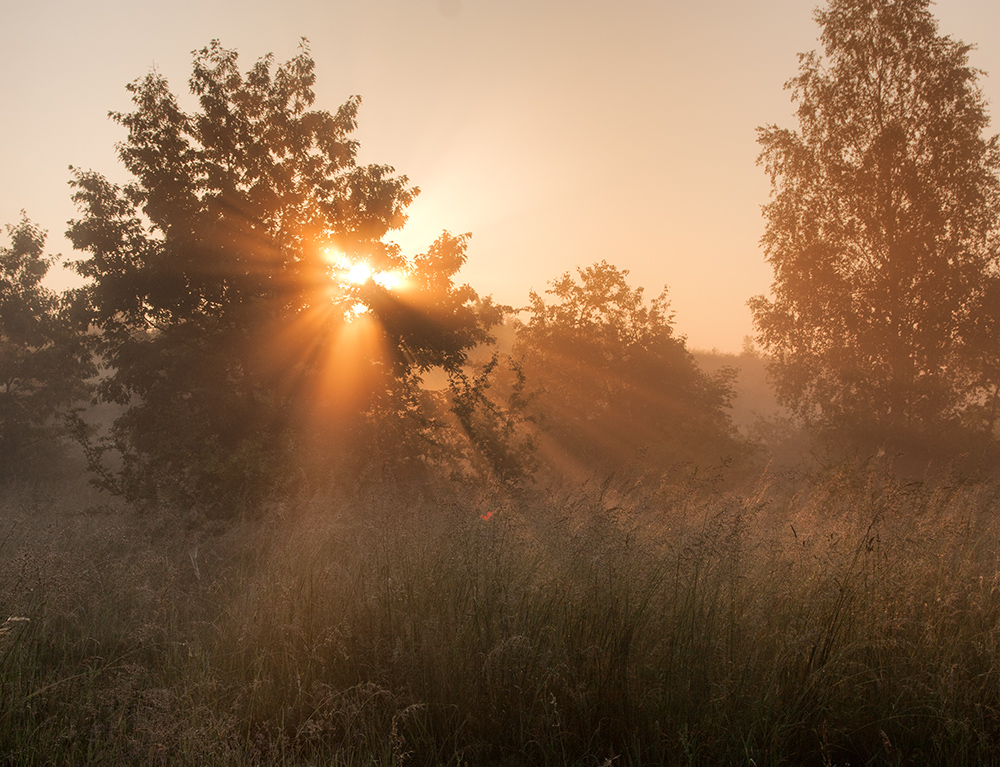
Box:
[0,217,93,476]
[516,261,741,479]
[750,0,1000,450]
[66,41,501,508]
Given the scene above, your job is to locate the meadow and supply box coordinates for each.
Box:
[3,457,1000,766]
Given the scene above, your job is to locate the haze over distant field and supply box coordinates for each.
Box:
[2,0,999,351]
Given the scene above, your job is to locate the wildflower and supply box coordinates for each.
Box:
[480,511,494,521]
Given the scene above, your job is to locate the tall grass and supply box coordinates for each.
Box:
[3,463,1000,765]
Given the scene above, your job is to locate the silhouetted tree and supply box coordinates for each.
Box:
[66,41,500,509]
[516,261,741,479]
[0,217,93,477]
[751,0,1000,451]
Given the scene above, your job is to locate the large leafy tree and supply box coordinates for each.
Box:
[750,0,1000,448]
[67,41,499,507]
[0,217,93,476]
[516,262,741,479]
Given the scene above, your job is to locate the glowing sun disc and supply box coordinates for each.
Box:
[346,262,373,284]
[323,247,406,294]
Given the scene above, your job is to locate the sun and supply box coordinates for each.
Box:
[345,261,373,285]
[269,247,412,424]
[324,247,406,292]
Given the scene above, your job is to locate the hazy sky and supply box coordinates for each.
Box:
[3,1,999,351]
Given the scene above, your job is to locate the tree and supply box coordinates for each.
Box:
[516,261,741,480]
[0,216,93,477]
[446,346,537,485]
[66,41,500,509]
[750,0,1000,451]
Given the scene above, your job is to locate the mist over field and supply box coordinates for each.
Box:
[3,1,1000,764]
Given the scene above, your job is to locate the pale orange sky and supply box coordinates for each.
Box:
[2,0,999,351]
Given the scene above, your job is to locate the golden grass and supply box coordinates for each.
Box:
[2,462,1000,765]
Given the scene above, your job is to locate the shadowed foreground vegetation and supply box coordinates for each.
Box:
[3,462,1000,766]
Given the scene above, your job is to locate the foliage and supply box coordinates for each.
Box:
[446,350,537,484]
[66,41,500,510]
[0,216,93,477]
[751,0,1000,452]
[515,261,741,479]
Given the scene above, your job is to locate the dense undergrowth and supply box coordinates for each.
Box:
[3,461,1000,766]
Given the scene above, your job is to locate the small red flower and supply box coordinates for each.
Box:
[480,511,494,521]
